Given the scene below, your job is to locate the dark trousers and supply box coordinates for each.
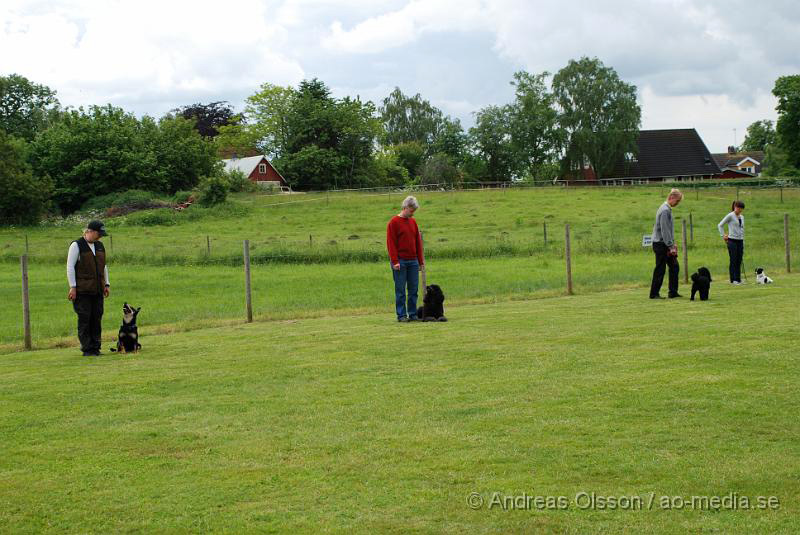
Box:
[727,239,744,282]
[73,293,104,352]
[650,242,679,297]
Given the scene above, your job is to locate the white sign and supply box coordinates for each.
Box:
[642,234,653,247]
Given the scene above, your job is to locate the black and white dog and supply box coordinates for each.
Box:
[417,284,447,321]
[690,267,712,301]
[109,302,142,353]
[755,267,774,284]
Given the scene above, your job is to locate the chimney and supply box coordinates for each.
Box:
[728,146,736,154]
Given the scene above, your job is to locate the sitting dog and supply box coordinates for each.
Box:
[755,267,773,284]
[109,302,142,353]
[690,267,712,301]
[417,284,447,321]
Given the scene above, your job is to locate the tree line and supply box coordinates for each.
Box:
[2,61,799,225]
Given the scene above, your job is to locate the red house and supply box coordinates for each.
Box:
[222,156,289,189]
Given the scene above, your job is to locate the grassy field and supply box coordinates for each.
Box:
[1,186,798,351]
[1,275,798,533]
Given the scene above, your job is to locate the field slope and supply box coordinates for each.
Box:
[2,275,799,534]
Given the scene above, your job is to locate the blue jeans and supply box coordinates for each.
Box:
[392,259,419,319]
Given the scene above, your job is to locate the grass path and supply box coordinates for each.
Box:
[1,275,798,533]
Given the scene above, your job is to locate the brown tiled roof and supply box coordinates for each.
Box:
[605,129,720,179]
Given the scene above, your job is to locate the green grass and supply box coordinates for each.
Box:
[1,186,798,350]
[2,186,798,263]
[1,275,798,533]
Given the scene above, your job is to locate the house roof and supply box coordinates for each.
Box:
[605,129,721,179]
[711,151,764,170]
[222,155,267,175]
[222,155,286,182]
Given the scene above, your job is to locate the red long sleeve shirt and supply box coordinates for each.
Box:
[386,215,424,265]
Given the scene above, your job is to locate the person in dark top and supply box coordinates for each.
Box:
[386,196,424,322]
[67,220,110,356]
[718,200,745,284]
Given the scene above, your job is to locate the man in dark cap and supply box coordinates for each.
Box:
[67,220,110,356]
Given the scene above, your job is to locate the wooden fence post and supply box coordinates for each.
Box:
[243,240,253,323]
[206,235,211,256]
[682,219,689,284]
[785,214,791,273]
[565,223,573,295]
[25,234,29,254]
[109,234,113,253]
[543,222,548,247]
[21,255,32,350]
[689,212,694,244]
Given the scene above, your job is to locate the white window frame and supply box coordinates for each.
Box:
[259,163,267,174]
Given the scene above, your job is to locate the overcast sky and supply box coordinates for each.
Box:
[2,0,799,152]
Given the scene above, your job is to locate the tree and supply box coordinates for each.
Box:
[773,75,800,169]
[418,153,462,188]
[741,120,776,152]
[507,71,561,181]
[241,83,296,158]
[552,57,640,179]
[389,141,426,178]
[430,118,467,162]
[0,74,60,141]
[469,105,516,181]
[0,130,52,224]
[30,105,216,213]
[169,101,239,138]
[275,79,380,190]
[380,87,445,148]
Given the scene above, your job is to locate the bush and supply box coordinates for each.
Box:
[0,131,53,225]
[198,175,229,206]
[125,208,178,226]
[81,189,166,212]
[172,190,194,203]
[225,169,258,193]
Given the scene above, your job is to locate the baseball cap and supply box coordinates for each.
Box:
[87,220,108,236]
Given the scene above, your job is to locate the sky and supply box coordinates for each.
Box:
[2,0,799,152]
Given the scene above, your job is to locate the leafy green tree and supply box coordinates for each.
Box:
[430,118,467,162]
[507,71,561,180]
[773,75,800,169]
[418,153,462,188]
[552,57,640,179]
[741,120,776,152]
[30,105,215,213]
[762,144,800,177]
[241,83,296,158]
[0,130,52,224]
[389,141,426,178]
[380,87,445,148]
[0,74,60,141]
[469,105,516,181]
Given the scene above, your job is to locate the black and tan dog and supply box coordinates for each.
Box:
[417,284,447,321]
[690,267,712,301]
[109,302,142,353]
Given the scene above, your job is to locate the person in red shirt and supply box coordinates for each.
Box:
[387,195,424,322]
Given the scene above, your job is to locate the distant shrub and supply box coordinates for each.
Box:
[82,189,167,213]
[198,175,229,206]
[125,208,178,226]
[172,190,194,204]
[226,169,258,193]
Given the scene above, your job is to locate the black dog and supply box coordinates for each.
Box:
[417,284,447,321]
[690,267,712,301]
[109,302,142,353]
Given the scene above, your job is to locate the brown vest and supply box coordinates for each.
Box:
[74,237,106,294]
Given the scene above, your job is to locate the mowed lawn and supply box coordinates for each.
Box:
[1,276,798,534]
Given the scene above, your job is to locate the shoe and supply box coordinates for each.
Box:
[668,293,683,298]
[397,317,410,322]
[408,316,419,322]
[82,351,94,356]
[731,281,741,285]
[649,295,665,299]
